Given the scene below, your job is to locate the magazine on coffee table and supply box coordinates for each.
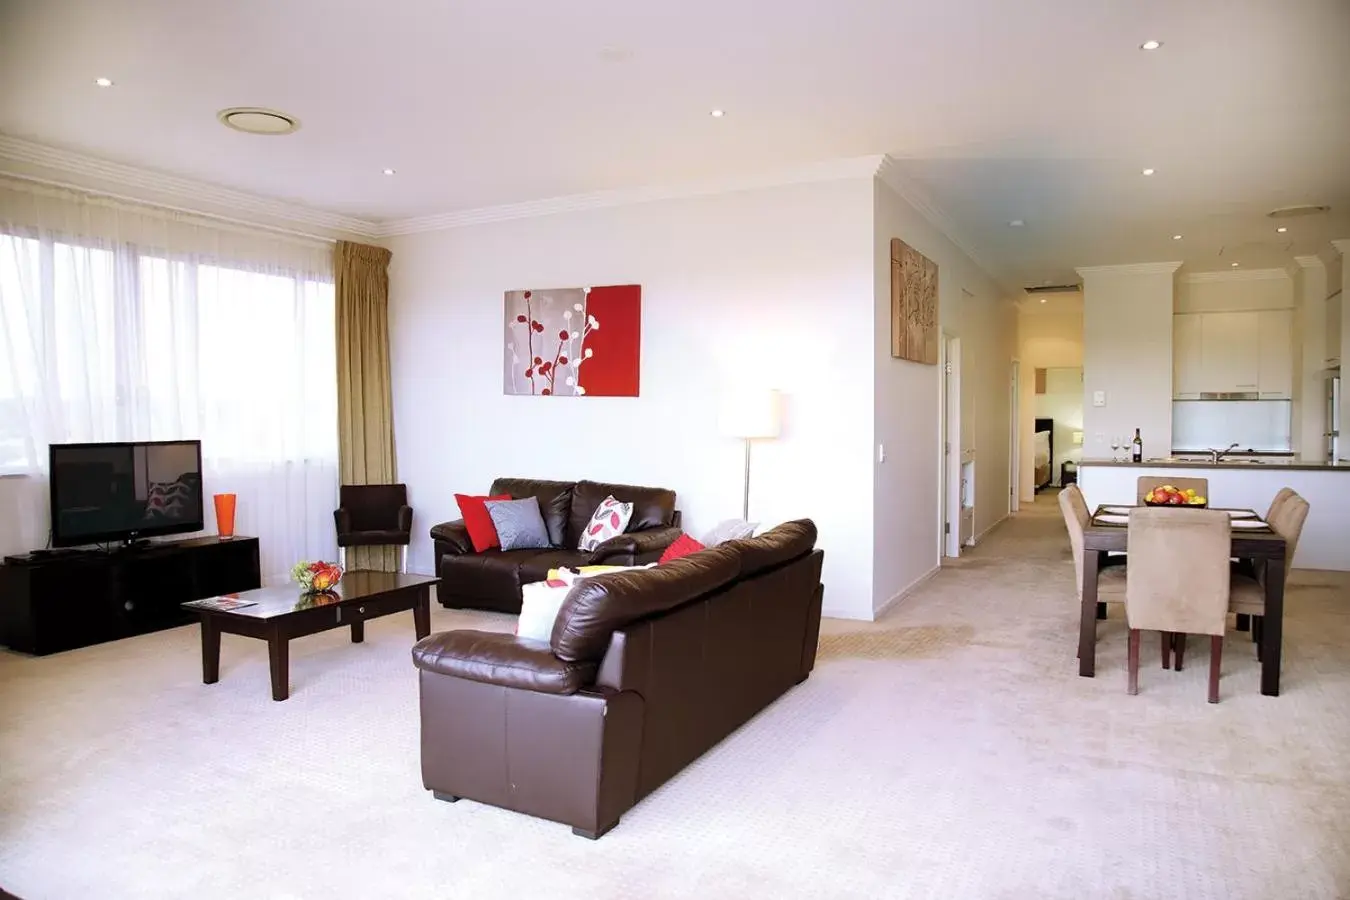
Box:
[183,596,258,612]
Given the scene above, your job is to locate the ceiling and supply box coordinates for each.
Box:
[1,0,1348,289]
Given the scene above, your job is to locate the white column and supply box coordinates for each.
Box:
[1335,240,1349,461]
[1076,262,1182,460]
[1293,256,1327,456]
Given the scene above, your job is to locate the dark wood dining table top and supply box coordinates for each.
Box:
[1084,505,1286,560]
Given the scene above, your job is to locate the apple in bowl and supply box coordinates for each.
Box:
[1144,485,1207,508]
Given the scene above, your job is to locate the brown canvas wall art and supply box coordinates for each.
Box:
[890,238,939,365]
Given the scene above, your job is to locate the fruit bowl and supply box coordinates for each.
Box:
[1143,485,1207,508]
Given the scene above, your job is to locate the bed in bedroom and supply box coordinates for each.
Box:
[1034,418,1054,491]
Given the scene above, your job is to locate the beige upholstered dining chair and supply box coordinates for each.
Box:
[1135,475,1209,503]
[1059,485,1126,609]
[1230,491,1310,658]
[1125,507,1231,703]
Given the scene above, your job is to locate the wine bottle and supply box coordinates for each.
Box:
[1131,428,1143,463]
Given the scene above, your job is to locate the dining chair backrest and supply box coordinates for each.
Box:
[1269,491,1310,578]
[1058,485,1091,598]
[1125,507,1230,636]
[1266,487,1296,525]
[1136,475,1209,503]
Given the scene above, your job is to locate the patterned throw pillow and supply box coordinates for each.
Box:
[484,497,552,551]
[577,495,634,552]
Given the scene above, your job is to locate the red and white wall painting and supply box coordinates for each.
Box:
[503,284,641,397]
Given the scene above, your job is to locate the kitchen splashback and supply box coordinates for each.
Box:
[1172,400,1292,452]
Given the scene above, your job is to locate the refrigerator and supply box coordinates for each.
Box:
[1328,368,1342,462]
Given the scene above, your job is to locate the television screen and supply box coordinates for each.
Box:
[49,441,204,547]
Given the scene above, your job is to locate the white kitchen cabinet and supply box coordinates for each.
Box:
[1173,313,1205,397]
[1173,309,1293,397]
[1257,309,1294,398]
[1200,311,1261,392]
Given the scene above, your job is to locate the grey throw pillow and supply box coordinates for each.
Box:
[485,497,552,551]
[700,518,759,546]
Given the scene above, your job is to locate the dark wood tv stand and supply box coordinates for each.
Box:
[0,535,261,655]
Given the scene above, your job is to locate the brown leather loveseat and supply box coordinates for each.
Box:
[410,519,824,838]
[429,478,682,613]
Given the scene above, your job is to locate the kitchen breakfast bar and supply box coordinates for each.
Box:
[1078,457,1350,571]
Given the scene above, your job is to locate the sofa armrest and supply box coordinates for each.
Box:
[334,508,352,535]
[429,519,473,555]
[398,505,414,533]
[586,525,683,564]
[411,630,596,695]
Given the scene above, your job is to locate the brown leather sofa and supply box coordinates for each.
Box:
[410,520,824,838]
[429,478,682,613]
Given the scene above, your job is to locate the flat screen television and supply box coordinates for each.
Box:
[49,440,204,547]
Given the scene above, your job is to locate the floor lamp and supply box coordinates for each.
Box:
[718,388,781,520]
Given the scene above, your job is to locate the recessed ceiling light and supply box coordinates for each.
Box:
[1276,226,1288,233]
[382,168,396,176]
[217,107,300,136]
[1040,298,1047,304]
[1172,234,1182,240]
[1142,168,1155,176]
[94,77,113,87]
[1009,219,1025,227]
[1231,262,1240,267]
[1140,40,1163,51]
[710,109,725,118]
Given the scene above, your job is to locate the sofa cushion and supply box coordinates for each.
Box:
[455,493,511,552]
[720,519,818,578]
[517,581,573,642]
[568,480,676,547]
[550,545,741,663]
[485,497,552,551]
[700,518,758,546]
[577,495,634,552]
[490,478,574,548]
[441,548,546,603]
[515,549,593,584]
[658,533,706,564]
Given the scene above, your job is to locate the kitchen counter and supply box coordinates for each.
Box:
[1076,460,1350,570]
[1080,457,1350,472]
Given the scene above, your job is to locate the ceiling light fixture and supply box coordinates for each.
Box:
[1142,168,1155,176]
[1140,40,1163,51]
[1009,219,1025,227]
[1276,226,1288,233]
[1231,262,1240,267]
[710,109,725,118]
[94,77,114,87]
[1172,234,1182,240]
[382,168,396,176]
[217,107,300,136]
[1040,298,1047,304]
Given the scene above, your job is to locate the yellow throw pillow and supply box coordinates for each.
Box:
[545,565,632,581]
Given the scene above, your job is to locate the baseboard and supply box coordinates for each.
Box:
[873,565,940,619]
[821,604,873,622]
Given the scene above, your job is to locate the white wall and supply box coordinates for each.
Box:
[387,179,879,619]
[1078,263,1180,461]
[1016,306,1083,501]
[1174,270,1293,313]
[872,178,1014,615]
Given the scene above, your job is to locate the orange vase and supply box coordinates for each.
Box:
[213,493,237,540]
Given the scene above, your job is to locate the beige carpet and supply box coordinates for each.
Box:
[3,500,1349,899]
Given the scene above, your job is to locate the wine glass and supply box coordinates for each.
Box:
[1109,435,1122,461]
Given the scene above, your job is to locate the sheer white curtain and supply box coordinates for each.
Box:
[0,180,339,579]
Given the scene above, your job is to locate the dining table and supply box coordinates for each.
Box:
[1077,504,1288,696]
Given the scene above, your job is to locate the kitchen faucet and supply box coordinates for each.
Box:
[1209,442,1241,463]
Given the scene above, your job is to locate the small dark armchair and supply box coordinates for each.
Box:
[335,483,414,573]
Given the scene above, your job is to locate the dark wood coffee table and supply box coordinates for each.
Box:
[185,571,438,701]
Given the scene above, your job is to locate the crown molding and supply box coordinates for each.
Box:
[874,156,1004,289]
[1075,261,1183,277]
[0,133,381,239]
[1332,238,1350,256]
[1181,267,1289,284]
[1294,254,1326,269]
[377,154,887,236]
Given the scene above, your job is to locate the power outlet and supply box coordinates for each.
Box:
[1092,390,1107,407]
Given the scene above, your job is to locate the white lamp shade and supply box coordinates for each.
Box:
[719,388,781,439]
[1072,430,1084,445]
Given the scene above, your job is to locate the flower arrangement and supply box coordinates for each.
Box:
[291,560,344,594]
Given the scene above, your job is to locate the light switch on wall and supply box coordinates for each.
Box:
[1092,390,1106,407]
[878,443,886,463]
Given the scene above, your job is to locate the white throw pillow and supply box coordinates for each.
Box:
[700,518,759,546]
[576,494,635,552]
[516,581,571,642]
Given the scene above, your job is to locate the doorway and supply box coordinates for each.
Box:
[1009,361,1020,515]
[940,333,962,558]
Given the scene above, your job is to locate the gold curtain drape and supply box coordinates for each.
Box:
[335,240,397,572]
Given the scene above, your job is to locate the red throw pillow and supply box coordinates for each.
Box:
[455,493,511,553]
[659,532,706,564]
